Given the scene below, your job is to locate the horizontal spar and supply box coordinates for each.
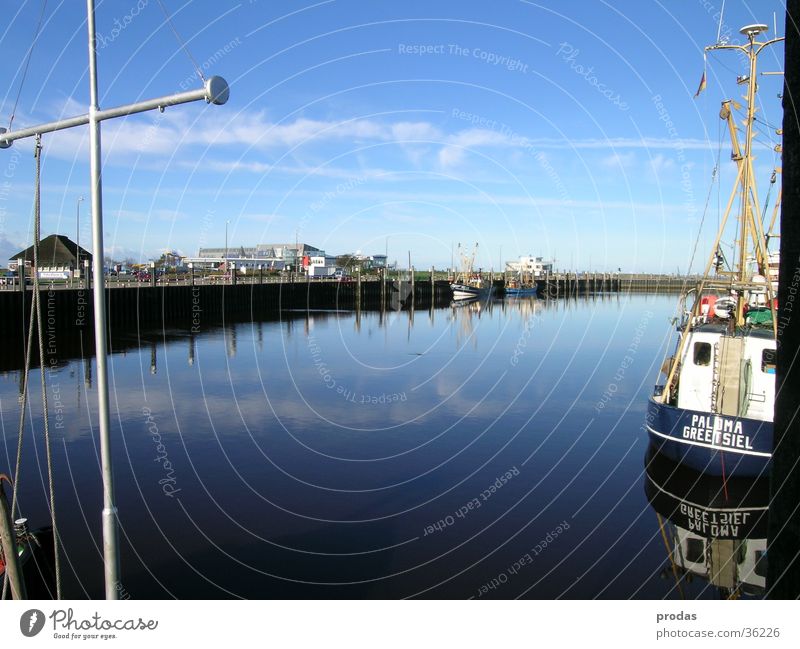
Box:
[0,76,229,148]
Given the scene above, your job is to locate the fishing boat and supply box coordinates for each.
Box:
[645,444,768,597]
[503,277,537,297]
[646,23,783,478]
[450,243,493,301]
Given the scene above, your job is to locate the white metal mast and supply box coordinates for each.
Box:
[1,0,229,599]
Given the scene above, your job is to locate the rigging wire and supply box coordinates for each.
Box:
[31,135,62,600]
[1,137,63,601]
[154,0,205,83]
[7,0,49,130]
[685,140,722,278]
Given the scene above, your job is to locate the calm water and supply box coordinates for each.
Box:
[1,293,768,598]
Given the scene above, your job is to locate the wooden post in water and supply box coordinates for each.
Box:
[410,265,415,302]
[380,267,386,308]
[768,0,800,598]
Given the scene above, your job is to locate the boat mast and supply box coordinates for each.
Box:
[0,1,229,599]
[706,24,784,326]
[85,0,121,600]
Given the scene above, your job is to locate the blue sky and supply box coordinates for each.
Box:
[0,0,787,271]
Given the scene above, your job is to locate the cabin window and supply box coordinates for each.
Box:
[693,342,711,366]
[685,538,705,564]
[761,348,776,374]
[754,550,768,578]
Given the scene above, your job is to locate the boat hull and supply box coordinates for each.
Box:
[645,397,772,477]
[644,444,769,539]
[451,283,493,301]
[504,287,537,297]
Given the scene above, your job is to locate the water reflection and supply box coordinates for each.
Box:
[4,294,726,598]
[644,444,768,598]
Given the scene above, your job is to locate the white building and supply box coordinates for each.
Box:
[306,254,337,277]
[505,256,553,277]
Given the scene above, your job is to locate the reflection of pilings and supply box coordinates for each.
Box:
[226,324,237,358]
[356,268,362,311]
[256,321,263,353]
[150,342,157,374]
[188,334,195,367]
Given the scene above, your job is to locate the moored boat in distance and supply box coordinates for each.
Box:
[646,23,783,478]
[450,242,493,301]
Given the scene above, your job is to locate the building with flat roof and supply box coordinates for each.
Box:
[185,243,322,270]
[505,256,553,277]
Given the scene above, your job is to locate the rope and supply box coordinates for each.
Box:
[31,136,62,600]
[7,0,49,131]
[683,149,720,291]
[1,254,37,600]
[154,0,205,83]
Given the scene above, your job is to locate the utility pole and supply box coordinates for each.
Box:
[76,196,84,277]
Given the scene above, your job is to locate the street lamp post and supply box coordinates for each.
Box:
[76,196,84,278]
[225,220,230,283]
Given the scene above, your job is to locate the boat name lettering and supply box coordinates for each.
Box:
[681,414,753,450]
[678,502,751,537]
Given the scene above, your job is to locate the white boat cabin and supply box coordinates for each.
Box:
[675,325,775,422]
[673,528,766,594]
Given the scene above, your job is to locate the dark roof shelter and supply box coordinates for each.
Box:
[9,234,92,267]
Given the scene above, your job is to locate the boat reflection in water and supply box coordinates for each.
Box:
[645,444,768,598]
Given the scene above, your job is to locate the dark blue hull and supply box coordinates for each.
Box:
[504,287,537,297]
[646,398,772,477]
